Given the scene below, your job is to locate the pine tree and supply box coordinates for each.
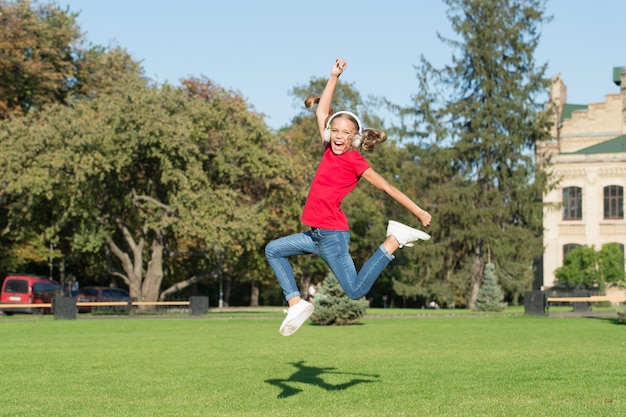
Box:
[474,263,506,311]
[397,0,553,307]
[309,272,368,326]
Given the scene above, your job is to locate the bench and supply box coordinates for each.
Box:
[545,295,626,314]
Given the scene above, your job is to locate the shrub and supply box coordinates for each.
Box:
[309,272,368,325]
[474,263,506,311]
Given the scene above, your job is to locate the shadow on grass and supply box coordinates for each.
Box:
[265,360,380,399]
[584,315,624,326]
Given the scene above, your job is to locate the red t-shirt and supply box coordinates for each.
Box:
[301,146,370,230]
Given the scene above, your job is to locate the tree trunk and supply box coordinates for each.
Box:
[469,244,484,309]
[105,223,144,302]
[141,234,165,309]
[250,281,259,307]
[223,275,231,307]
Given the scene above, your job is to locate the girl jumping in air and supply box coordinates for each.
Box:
[265,58,432,336]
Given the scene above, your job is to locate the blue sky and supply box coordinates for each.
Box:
[59,0,623,130]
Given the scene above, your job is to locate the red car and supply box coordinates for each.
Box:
[0,274,61,315]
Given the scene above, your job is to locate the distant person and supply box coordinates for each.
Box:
[307,283,316,302]
[265,58,432,336]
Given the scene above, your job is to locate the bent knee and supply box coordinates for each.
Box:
[345,290,364,300]
[264,240,278,259]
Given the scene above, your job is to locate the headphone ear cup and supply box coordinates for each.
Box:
[352,134,362,148]
[324,128,331,142]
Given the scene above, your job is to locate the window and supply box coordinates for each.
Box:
[562,186,582,220]
[103,289,128,300]
[563,243,580,260]
[83,288,98,297]
[5,280,28,294]
[604,185,624,219]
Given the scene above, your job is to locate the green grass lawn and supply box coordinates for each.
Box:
[0,311,624,417]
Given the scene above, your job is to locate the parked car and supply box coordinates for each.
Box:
[75,286,130,313]
[0,274,61,315]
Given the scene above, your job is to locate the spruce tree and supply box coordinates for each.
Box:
[309,272,368,326]
[474,263,506,311]
[396,0,553,307]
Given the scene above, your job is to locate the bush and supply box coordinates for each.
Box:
[310,272,368,325]
[474,263,506,311]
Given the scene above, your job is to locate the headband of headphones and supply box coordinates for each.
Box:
[324,111,364,146]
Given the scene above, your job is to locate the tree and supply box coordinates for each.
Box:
[0,0,79,118]
[310,272,368,326]
[0,73,300,305]
[554,245,599,288]
[0,0,140,119]
[474,262,506,311]
[0,0,142,275]
[177,76,305,306]
[555,243,625,289]
[598,243,625,284]
[0,1,305,306]
[394,0,553,307]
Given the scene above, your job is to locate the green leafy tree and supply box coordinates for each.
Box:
[0,0,140,119]
[555,243,624,290]
[474,262,506,311]
[554,245,600,288]
[174,77,305,306]
[598,243,625,284]
[0,2,305,305]
[0,0,142,275]
[310,272,368,326]
[0,0,80,118]
[0,73,299,305]
[394,0,553,307]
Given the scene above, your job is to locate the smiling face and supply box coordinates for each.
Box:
[328,116,359,155]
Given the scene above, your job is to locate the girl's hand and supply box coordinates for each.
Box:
[331,59,346,77]
[418,209,432,228]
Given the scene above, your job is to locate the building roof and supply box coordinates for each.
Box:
[560,103,587,122]
[572,134,626,154]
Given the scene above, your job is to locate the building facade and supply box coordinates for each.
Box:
[541,67,626,289]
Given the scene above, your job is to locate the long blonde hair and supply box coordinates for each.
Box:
[304,95,387,153]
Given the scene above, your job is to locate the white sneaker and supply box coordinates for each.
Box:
[386,220,431,248]
[279,300,314,336]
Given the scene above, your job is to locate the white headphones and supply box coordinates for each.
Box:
[323,111,363,147]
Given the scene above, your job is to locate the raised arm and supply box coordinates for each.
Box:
[315,59,346,142]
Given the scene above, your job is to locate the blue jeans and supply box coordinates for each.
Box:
[265,228,395,301]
